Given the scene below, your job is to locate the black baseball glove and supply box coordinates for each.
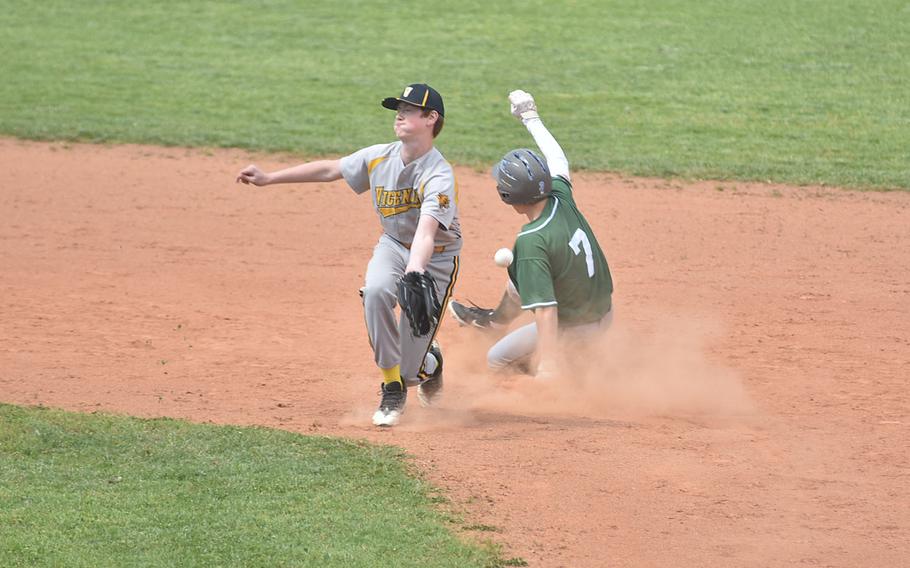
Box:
[397,271,441,337]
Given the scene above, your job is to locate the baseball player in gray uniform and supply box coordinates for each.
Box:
[236,84,460,427]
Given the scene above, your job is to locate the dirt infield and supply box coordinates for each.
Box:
[2,138,908,567]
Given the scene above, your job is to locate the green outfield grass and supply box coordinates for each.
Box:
[0,0,907,189]
[0,404,510,568]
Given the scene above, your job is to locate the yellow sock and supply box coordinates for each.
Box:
[381,365,402,385]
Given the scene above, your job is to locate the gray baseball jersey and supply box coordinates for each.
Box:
[340,141,462,252]
[341,141,462,381]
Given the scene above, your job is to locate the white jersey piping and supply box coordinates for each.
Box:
[522,300,558,309]
[517,197,560,237]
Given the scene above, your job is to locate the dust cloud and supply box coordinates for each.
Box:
[341,313,754,431]
[424,314,755,425]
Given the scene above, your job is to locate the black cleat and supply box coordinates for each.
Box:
[448,300,499,329]
[417,341,444,407]
[372,380,407,426]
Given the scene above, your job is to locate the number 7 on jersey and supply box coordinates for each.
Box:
[569,228,595,277]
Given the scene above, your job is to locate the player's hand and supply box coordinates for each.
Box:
[535,358,558,380]
[236,164,271,186]
[509,89,539,122]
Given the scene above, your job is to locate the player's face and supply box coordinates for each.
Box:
[393,103,431,140]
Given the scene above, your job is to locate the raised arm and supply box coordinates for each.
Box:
[508,90,570,181]
[236,159,343,186]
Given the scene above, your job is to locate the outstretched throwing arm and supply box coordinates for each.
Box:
[508,90,570,181]
[236,160,343,186]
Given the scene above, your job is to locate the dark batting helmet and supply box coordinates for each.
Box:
[491,148,552,205]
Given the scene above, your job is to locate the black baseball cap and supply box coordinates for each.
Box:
[381,83,445,117]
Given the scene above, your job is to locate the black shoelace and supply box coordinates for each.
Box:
[380,384,405,411]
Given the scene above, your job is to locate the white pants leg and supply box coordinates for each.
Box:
[487,308,614,373]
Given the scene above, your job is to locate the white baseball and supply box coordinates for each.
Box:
[494,247,513,267]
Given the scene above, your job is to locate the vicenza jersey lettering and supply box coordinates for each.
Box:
[340,142,462,253]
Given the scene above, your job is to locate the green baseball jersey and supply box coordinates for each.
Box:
[507,176,613,326]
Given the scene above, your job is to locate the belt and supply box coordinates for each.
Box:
[402,242,446,253]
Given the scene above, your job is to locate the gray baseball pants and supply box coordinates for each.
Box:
[487,308,613,371]
[361,234,459,381]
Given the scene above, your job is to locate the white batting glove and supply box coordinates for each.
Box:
[509,89,539,122]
